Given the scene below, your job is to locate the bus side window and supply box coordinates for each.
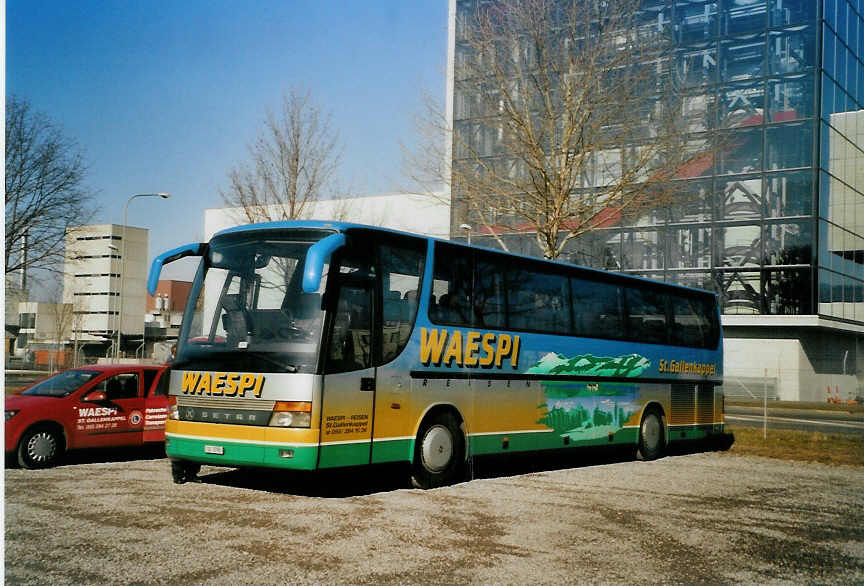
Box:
[670,294,714,348]
[379,240,425,363]
[430,243,473,327]
[475,257,506,329]
[572,277,623,339]
[507,266,570,334]
[623,286,668,344]
[326,285,372,373]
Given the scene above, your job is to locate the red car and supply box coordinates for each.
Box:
[5,364,170,469]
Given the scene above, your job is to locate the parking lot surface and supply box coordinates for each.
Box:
[5,452,864,585]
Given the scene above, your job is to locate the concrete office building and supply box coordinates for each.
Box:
[62,224,149,352]
[448,0,864,400]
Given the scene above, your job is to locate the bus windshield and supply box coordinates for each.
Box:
[175,229,334,373]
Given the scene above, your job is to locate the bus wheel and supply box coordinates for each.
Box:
[18,425,64,469]
[411,412,465,489]
[637,409,666,461]
[171,460,201,484]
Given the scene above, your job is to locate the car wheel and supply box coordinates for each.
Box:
[410,412,465,489]
[637,409,666,461]
[171,460,201,484]
[18,426,63,469]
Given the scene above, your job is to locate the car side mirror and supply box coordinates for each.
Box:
[82,391,107,403]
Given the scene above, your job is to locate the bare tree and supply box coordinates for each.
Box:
[221,89,344,222]
[5,96,93,276]
[408,0,710,259]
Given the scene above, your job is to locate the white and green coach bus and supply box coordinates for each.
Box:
[148,221,729,488]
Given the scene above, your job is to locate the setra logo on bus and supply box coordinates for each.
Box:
[180,372,266,398]
[420,328,520,369]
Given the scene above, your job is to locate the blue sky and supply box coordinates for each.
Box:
[7,1,448,289]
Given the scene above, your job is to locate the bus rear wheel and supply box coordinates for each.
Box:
[411,412,465,489]
[171,460,201,484]
[637,409,666,461]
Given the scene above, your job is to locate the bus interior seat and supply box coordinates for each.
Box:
[403,289,418,318]
[222,294,253,344]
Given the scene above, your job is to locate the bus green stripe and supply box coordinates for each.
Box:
[166,436,318,470]
[468,427,639,455]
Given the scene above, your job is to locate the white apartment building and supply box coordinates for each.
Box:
[62,224,149,345]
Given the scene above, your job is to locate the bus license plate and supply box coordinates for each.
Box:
[204,445,224,455]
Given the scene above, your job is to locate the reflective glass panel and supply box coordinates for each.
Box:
[766,122,814,170]
[716,224,762,268]
[719,269,762,313]
[669,226,713,268]
[677,42,718,87]
[676,0,719,42]
[768,0,816,26]
[767,73,815,122]
[718,175,762,220]
[768,25,817,75]
[823,25,836,77]
[764,220,812,265]
[764,169,813,217]
[721,127,763,174]
[721,0,767,35]
[720,33,765,81]
[720,78,765,128]
[763,268,812,313]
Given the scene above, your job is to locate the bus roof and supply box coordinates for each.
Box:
[212,219,718,298]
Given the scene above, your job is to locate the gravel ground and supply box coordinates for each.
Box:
[5,452,864,585]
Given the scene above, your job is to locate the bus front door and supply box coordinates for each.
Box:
[318,283,376,468]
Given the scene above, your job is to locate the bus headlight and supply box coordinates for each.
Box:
[268,401,312,428]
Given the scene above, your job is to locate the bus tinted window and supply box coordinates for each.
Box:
[475,256,507,329]
[624,286,669,344]
[571,278,623,338]
[430,243,472,326]
[508,265,570,334]
[670,294,716,348]
[379,242,425,363]
[429,241,717,348]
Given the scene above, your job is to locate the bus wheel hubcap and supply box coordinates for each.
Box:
[643,416,660,448]
[421,425,453,473]
[27,433,56,462]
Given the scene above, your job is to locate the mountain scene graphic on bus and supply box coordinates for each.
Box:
[535,382,639,443]
[524,352,650,378]
[527,352,646,442]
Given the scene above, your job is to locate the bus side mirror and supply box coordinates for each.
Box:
[302,233,346,293]
[147,243,206,295]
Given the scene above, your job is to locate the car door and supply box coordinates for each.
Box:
[73,370,146,448]
[142,368,169,443]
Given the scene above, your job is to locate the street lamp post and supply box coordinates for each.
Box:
[459,223,472,245]
[115,193,170,361]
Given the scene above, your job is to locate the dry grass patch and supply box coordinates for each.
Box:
[725,425,864,467]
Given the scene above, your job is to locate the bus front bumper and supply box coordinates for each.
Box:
[164,421,320,470]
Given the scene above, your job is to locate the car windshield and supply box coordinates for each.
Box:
[175,229,333,373]
[21,370,100,398]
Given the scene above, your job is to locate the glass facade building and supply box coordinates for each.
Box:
[450,0,863,325]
